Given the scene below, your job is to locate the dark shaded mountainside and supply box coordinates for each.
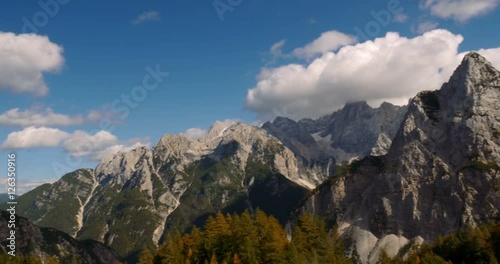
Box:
[0,211,119,264]
[2,52,500,263]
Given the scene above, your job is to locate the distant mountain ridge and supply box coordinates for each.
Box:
[263,101,407,167]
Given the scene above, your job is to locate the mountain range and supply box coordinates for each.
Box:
[2,52,499,263]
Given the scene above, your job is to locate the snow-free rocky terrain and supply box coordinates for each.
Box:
[4,52,500,263]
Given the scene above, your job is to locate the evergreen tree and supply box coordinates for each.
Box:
[232,253,241,264]
[138,247,154,264]
[231,210,259,264]
[376,250,392,264]
[45,256,60,264]
[209,253,218,264]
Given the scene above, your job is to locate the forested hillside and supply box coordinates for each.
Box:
[139,210,351,264]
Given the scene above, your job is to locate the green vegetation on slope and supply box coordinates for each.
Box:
[377,222,500,264]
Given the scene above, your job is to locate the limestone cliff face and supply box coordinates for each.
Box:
[296,52,500,263]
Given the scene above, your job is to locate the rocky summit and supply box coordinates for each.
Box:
[6,52,500,263]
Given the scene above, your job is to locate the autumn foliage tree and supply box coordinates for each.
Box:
[151,209,351,264]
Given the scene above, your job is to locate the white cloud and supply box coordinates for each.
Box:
[0,32,64,96]
[62,131,149,160]
[62,130,118,157]
[245,29,500,121]
[132,11,161,25]
[394,14,409,23]
[1,127,149,161]
[183,128,208,140]
[0,108,84,127]
[416,21,440,33]
[421,0,499,21]
[292,30,357,59]
[1,126,70,149]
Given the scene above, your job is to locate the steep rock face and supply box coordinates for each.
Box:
[302,101,407,161]
[262,117,336,185]
[0,211,119,264]
[296,52,500,263]
[11,122,311,259]
[264,102,407,166]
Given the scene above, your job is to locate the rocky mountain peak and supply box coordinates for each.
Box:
[342,101,372,113]
[443,52,500,98]
[206,120,237,139]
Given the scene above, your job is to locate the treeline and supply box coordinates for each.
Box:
[2,212,499,264]
[141,209,500,264]
[138,209,351,264]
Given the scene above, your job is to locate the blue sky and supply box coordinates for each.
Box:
[0,0,499,193]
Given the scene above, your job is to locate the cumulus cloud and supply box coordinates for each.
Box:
[421,0,499,21]
[0,108,84,127]
[0,32,64,96]
[1,127,149,161]
[1,126,70,149]
[132,11,161,25]
[292,30,357,59]
[245,29,500,121]
[62,131,149,160]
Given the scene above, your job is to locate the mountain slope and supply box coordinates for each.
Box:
[10,122,312,259]
[296,52,500,263]
[0,211,119,264]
